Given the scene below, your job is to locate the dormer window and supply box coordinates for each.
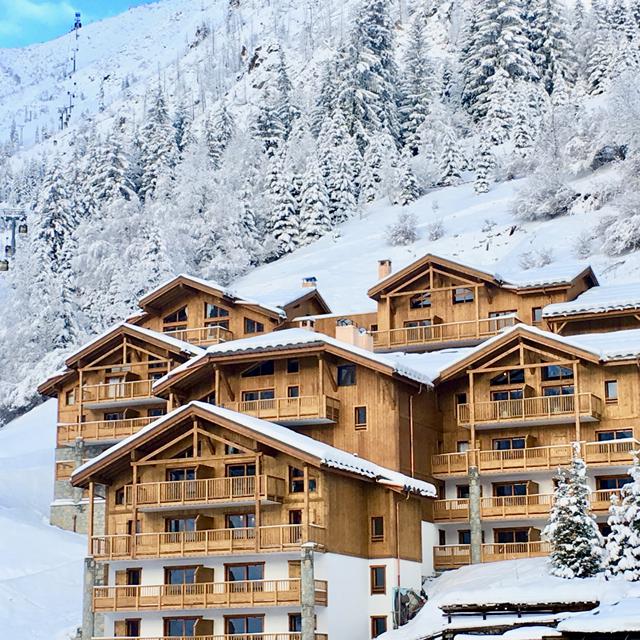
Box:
[410,292,431,309]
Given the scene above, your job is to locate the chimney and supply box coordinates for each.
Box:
[335,319,374,351]
[298,318,316,332]
[378,259,392,280]
[302,277,317,289]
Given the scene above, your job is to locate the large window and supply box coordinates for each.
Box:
[493,437,526,450]
[495,528,528,543]
[542,385,574,396]
[163,307,188,332]
[165,518,196,533]
[164,618,197,637]
[241,361,275,377]
[493,482,527,497]
[165,567,197,585]
[597,476,632,491]
[490,369,524,386]
[225,616,264,635]
[453,287,474,304]
[226,513,256,529]
[242,389,275,402]
[370,566,386,594]
[542,365,574,381]
[491,389,523,401]
[288,467,317,494]
[125,620,141,637]
[410,292,431,309]
[167,468,196,482]
[597,429,633,442]
[205,302,229,319]
[244,318,265,334]
[337,364,356,386]
[226,463,256,477]
[225,563,264,582]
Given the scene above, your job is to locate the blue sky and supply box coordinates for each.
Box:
[0,0,156,48]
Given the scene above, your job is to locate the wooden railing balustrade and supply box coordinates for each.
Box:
[164,325,234,346]
[434,541,551,569]
[81,380,158,403]
[57,416,156,444]
[221,395,339,423]
[94,635,329,640]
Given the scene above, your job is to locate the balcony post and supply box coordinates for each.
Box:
[573,362,581,442]
[469,466,482,564]
[301,542,317,640]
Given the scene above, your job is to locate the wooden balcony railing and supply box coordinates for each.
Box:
[591,488,623,513]
[95,635,328,640]
[91,524,327,560]
[458,393,602,426]
[81,380,159,403]
[56,460,84,481]
[583,438,640,466]
[93,579,328,612]
[370,315,519,349]
[164,325,234,346]
[432,444,575,477]
[221,395,339,423]
[124,475,286,508]
[433,494,554,522]
[434,541,551,569]
[57,416,156,444]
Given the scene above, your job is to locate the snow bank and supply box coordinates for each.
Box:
[0,400,85,640]
[557,598,640,633]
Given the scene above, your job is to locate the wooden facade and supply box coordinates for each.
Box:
[366,255,596,352]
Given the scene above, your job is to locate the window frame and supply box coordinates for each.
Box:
[370,565,386,595]
[355,405,368,430]
[604,379,619,404]
[452,287,474,304]
[241,361,275,378]
[244,317,265,334]
[224,614,265,635]
[164,565,198,585]
[65,388,76,406]
[409,292,431,309]
[371,616,388,639]
[532,307,543,323]
[370,516,385,542]
[596,429,633,442]
[337,364,356,387]
[287,358,300,374]
[163,617,199,637]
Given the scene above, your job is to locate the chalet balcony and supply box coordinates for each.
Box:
[93,579,328,612]
[96,635,328,640]
[81,380,165,409]
[591,488,622,513]
[433,541,551,569]
[457,393,602,428]
[433,494,554,522]
[124,475,286,511]
[90,524,327,561]
[57,416,157,445]
[221,395,340,426]
[583,438,640,466]
[431,444,574,478]
[370,315,519,352]
[164,325,234,346]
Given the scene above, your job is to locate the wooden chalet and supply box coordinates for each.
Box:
[366,255,597,352]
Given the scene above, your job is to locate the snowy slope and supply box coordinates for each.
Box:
[234,175,639,313]
[0,400,85,640]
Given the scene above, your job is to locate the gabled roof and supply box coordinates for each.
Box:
[138,274,286,319]
[436,324,603,382]
[152,328,438,396]
[368,253,597,300]
[38,323,204,396]
[71,401,436,497]
[543,283,640,319]
[249,285,332,316]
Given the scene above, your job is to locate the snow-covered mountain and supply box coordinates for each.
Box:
[1,0,640,423]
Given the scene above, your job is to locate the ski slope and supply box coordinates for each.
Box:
[0,400,85,640]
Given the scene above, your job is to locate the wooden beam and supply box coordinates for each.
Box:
[87,481,95,555]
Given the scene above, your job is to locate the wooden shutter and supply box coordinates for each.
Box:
[288,560,301,578]
[115,570,127,586]
[114,620,126,637]
[194,618,213,635]
[195,565,213,583]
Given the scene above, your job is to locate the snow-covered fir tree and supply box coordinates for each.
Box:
[544,445,604,578]
[299,159,332,244]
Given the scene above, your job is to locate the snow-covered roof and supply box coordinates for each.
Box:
[65,321,204,363]
[456,628,561,640]
[557,598,640,633]
[291,310,376,322]
[153,328,439,391]
[543,283,640,318]
[72,401,436,497]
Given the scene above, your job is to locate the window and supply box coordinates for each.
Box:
[127,519,141,535]
[542,384,574,396]
[167,468,196,482]
[371,516,384,542]
[205,302,229,319]
[225,615,264,635]
[165,567,197,585]
[458,530,471,544]
[289,509,303,525]
[491,389,524,401]
[288,613,302,632]
[597,429,633,442]
[65,389,76,405]
[225,563,264,581]
[287,385,300,398]
[165,518,196,533]
[148,407,165,417]
[115,487,125,506]
[242,389,275,402]
[226,513,256,529]
[457,485,470,499]
[225,444,242,455]
[287,358,300,374]
[542,365,574,381]
[126,568,141,586]
[455,393,467,405]
[370,566,386,594]
[355,406,367,430]
[532,307,543,323]
[241,361,274,377]
[404,319,431,328]
[125,619,141,637]
[289,467,305,493]
[597,476,632,491]
[453,287,474,304]
[164,617,197,637]
[494,482,527,497]
[490,369,525,386]
[227,463,256,477]
[337,364,356,386]
[371,616,388,638]
[438,530,446,545]
[605,380,618,403]
[493,437,526,450]
[495,528,529,544]
[244,318,265,334]
[410,292,431,309]
[163,307,188,324]
[457,441,470,453]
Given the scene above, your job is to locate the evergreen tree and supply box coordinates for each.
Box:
[92,130,137,204]
[604,452,640,581]
[267,151,300,255]
[173,97,194,155]
[253,88,287,158]
[205,100,236,170]
[326,143,357,224]
[544,446,604,578]
[474,136,494,194]
[438,126,465,186]
[359,136,386,204]
[390,154,420,206]
[299,159,332,244]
